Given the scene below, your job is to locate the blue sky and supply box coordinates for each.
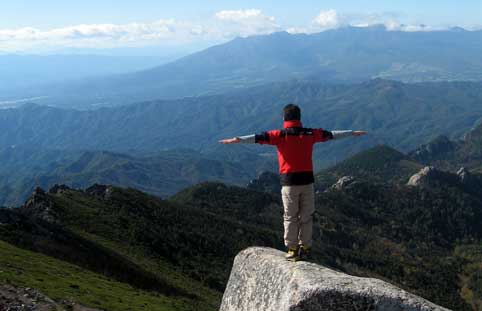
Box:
[1,1,481,54]
[2,0,480,28]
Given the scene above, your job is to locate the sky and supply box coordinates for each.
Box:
[1,0,481,54]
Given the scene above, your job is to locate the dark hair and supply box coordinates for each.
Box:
[283,104,301,121]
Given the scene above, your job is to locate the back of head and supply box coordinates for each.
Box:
[283,104,301,121]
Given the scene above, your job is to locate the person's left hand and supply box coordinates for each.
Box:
[218,137,241,144]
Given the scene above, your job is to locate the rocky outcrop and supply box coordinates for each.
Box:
[220,247,449,311]
[330,176,356,191]
[48,184,71,195]
[407,166,433,186]
[0,284,103,311]
[406,166,458,187]
[0,284,56,311]
[20,187,57,223]
[462,122,482,144]
[457,167,472,184]
[85,184,113,200]
[456,167,482,195]
[406,166,482,195]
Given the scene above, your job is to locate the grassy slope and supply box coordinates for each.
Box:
[0,240,212,311]
[75,230,221,308]
[48,187,283,288]
[0,187,224,310]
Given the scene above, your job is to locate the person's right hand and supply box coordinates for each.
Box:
[218,137,241,144]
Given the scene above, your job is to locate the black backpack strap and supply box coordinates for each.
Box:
[282,127,314,136]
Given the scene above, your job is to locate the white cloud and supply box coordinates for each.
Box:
[347,12,445,32]
[0,19,208,51]
[214,9,281,37]
[312,9,340,29]
[308,10,457,33]
[0,10,281,51]
[0,9,475,52]
[285,9,342,34]
[215,9,271,22]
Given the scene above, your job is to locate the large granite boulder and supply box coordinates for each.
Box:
[220,247,449,311]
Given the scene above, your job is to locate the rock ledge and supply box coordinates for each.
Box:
[220,247,449,311]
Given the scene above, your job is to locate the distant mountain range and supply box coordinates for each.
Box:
[1,79,482,162]
[2,78,482,206]
[5,26,482,109]
[0,147,276,206]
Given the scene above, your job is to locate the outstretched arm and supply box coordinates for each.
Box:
[219,131,281,145]
[219,134,255,144]
[332,130,367,139]
[315,129,367,143]
[220,130,367,144]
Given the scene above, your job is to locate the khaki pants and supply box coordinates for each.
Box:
[281,183,315,249]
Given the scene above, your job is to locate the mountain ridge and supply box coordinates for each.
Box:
[2,79,482,165]
[0,147,276,206]
[410,122,482,171]
[6,26,482,109]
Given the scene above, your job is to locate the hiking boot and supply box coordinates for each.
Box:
[285,247,300,261]
[299,245,311,261]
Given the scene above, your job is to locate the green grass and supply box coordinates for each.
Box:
[0,240,213,311]
[45,187,282,291]
[74,230,222,309]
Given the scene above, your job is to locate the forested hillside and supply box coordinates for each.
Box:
[2,141,482,310]
[411,122,482,172]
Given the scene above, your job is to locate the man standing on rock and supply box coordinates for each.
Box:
[219,104,367,261]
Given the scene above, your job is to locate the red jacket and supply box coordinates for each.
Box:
[256,120,333,185]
